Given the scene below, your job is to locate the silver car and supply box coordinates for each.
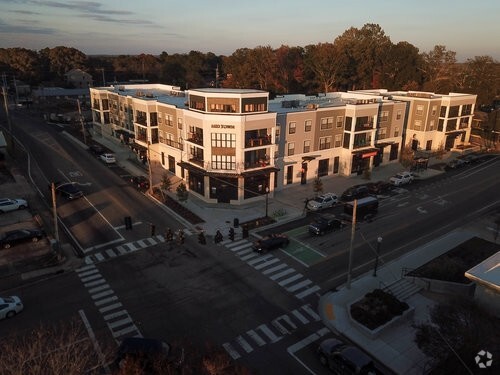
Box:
[0,198,28,213]
[0,296,24,319]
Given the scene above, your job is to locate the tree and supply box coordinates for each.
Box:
[39,46,88,83]
[0,319,112,375]
[379,41,424,90]
[456,55,500,106]
[274,45,305,93]
[159,172,172,202]
[176,182,188,202]
[420,45,457,93]
[414,297,500,374]
[400,141,415,168]
[313,177,323,196]
[303,42,346,93]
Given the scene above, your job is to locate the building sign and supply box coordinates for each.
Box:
[362,151,378,158]
[211,124,235,129]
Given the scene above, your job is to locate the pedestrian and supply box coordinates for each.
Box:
[177,229,185,245]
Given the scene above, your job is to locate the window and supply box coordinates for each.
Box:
[431,106,437,116]
[334,134,342,148]
[289,121,296,134]
[288,142,295,156]
[345,117,353,131]
[178,118,183,129]
[396,110,402,120]
[394,126,400,137]
[211,155,236,170]
[449,106,459,117]
[165,114,173,127]
[303,140,310,153]
[414,120,422,131]
[211,133,236,148]
[320,117,333,130]
[440,106,447,117]
[416,105,424,116]
[319,137,331,150]
[461,104,472,116]
[304,120,312,132]
[378,127,387,138]
[429,120,435,131]
[380,111,389,122]
[275,126,280,137]
[336,116,344,128]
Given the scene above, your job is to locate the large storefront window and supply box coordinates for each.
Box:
[209,177,238,203]
[244,175,268,199]
[188,171,204,195]
[318,159,329,177]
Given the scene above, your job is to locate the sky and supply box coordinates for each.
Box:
[1,0,499,61]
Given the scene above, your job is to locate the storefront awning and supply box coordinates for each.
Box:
[241,166,280,177]
[351,148,379,157]
[302,155,321,162]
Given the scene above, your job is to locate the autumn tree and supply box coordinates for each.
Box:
[456,55,500,105]
[420,45,457,93]
[274,45,304,93]
[0,48,42,84]
[39,46,88,83]
[303,42,346,93]
[379,41,424,90]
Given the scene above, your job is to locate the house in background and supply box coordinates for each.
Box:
[65,68,93,88]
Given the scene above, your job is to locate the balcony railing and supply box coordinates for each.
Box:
[135,117,147,126]
[245,136,272,148]
[160,137,184,150]
[188,157,204,167]
[244,159,270,170]
[187,133,203,146]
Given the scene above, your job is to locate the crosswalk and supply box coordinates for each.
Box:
[83,229,194,264]
[223,239,321,300]
[76,263,142,343]
[222,303,321,360]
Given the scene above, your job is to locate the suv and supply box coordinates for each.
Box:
[54,182,84,200]
[252,234,289,253]
[130,176,150,191]
[340,185,370,202]
[309,214,346,236]
[307,193,338,211]
[389,171,414,186]
[318,339,376,374]
[0,198,28,213]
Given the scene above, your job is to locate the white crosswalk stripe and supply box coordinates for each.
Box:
[278,274,303,287]
[254,257,280,270]
[222,304,320,360]
[295,285,321,299]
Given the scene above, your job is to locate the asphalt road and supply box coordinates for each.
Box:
[1,108,499,374]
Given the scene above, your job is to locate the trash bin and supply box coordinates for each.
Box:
[233,218,239,228]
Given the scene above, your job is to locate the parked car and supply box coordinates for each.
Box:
[99,153,116,164]
[0,296,23,320]
[253,234,290,253]
[444,159,467,171]
[130,175,150,191]
[88,143,104,155]
[389,171,414,186]
[340,185,371,202]
[364,181,392,195]
[54,182,83,200]
[307,193,338,211]
[309,214,346,236]
[0,228,46,249]
[318,339,376,374]
[114,337,184,371]
[0,198,28,213]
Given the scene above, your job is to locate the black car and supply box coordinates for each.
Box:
[130,175,150,191]
[318,339,377,374]
[340,185,371,202]
[0,228,46,249]
[309,214,346,235]
[88,143,104,155]
[364,181,392,195]
[114,337,184,372]
[54,182,84,200]
[252,234,290,253]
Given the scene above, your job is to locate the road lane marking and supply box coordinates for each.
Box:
[94,295,118,306]
[286,279,312,292]
[222,343,241,359]
[256,324,282,343]
[269,268,295,281]
[99,302,123,314]
[246,329,266,347]
[88,284,111,294]
[91,289,114,300]
[236,336,253,353]
[291,309,309,324]
[79,310,110,374]
[262,263,287,275]
[108,316,133,329]
[254,258,280,270]
[103,310,128,321]
[295,285,321,299]
[278,274,303,287]
[84,278,106,288]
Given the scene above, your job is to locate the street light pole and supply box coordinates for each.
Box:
[265,186,269,218]
[147,141,153,195]
[373,236,383,277]
[346,199,357,289]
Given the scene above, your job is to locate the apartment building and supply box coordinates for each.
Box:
[90,84,476,205]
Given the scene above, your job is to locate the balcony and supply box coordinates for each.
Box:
[160,137,184,150]
[245,159,270,170]
[188,157,204,167]
[187,132,203,146]
[245,136,272,148]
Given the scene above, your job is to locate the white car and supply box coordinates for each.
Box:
[389,171,414,186]
[0,296,23,319]
[99,153,116,164]
[0,198,28,213]
[307,193,338,211]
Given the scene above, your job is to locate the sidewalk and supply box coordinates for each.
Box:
[90,132,452,236]
[318,230,478,374]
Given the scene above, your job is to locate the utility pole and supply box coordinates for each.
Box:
[346,199,357,289]
[77,99,87,145]
[51,183,59,243]
[147,141,153,195]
